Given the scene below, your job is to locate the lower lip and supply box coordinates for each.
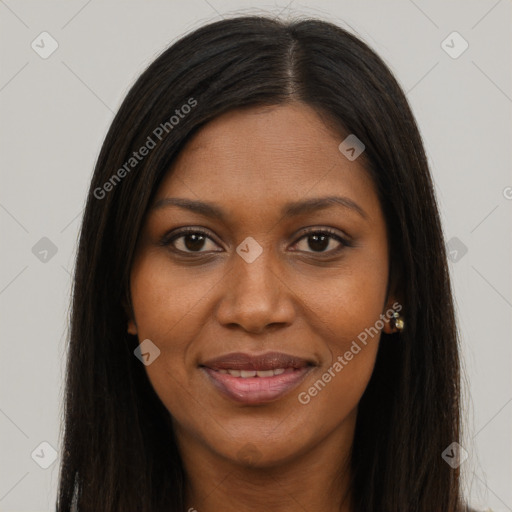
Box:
[202,367,313,405]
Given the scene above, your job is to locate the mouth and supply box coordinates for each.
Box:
[200,351,315,405]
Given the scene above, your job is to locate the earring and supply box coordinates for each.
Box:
[390,311,405,332]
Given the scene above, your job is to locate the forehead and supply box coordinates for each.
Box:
[155,103,380,222]
[182,103,342,158]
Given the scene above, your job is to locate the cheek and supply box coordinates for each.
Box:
[299,246,388,347]
[295,312,382,422]
[294,251,387,410]
[130,254,217,339]
[129,255,220,408]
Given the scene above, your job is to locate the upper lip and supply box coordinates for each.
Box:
[200,351,315,371]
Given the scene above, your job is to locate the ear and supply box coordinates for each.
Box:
[382,260,404,334]
[127,318,138,336]
[122,294,138,336]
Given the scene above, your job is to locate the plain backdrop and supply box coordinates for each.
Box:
[0,1,511,511]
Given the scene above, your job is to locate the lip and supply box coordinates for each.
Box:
[201,351,314,371]
[200,351,315,404]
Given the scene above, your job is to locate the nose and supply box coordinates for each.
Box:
[214,243,296,334]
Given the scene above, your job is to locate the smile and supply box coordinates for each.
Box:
[200,351,315,404]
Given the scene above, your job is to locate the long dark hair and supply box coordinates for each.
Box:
[57,15,462,511]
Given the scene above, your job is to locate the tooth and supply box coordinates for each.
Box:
[221,369,289,377]
[256,370,274,378]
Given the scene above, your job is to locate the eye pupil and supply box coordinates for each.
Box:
[184,233,206,251]
[308,234,329,252]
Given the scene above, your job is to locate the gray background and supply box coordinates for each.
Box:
[0,1,510,510]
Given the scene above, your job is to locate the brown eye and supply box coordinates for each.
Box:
[176,233,208,252]
[162,229,222,254]
[292,229,349,254]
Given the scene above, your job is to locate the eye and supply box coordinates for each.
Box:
[161,226,351,256]
[161,228,221,254]
[291,228,349,254]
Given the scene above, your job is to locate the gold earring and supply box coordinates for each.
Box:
[391,311,405,332]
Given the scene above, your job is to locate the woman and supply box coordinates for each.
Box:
[57,15,478,512]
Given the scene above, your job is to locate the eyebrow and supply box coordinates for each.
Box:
[151,195,368,221]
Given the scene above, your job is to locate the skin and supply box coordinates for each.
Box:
[127,102,400,512]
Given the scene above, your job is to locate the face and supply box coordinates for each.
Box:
[128,102,398,468]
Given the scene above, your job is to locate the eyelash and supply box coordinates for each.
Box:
[160,226,352,257]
